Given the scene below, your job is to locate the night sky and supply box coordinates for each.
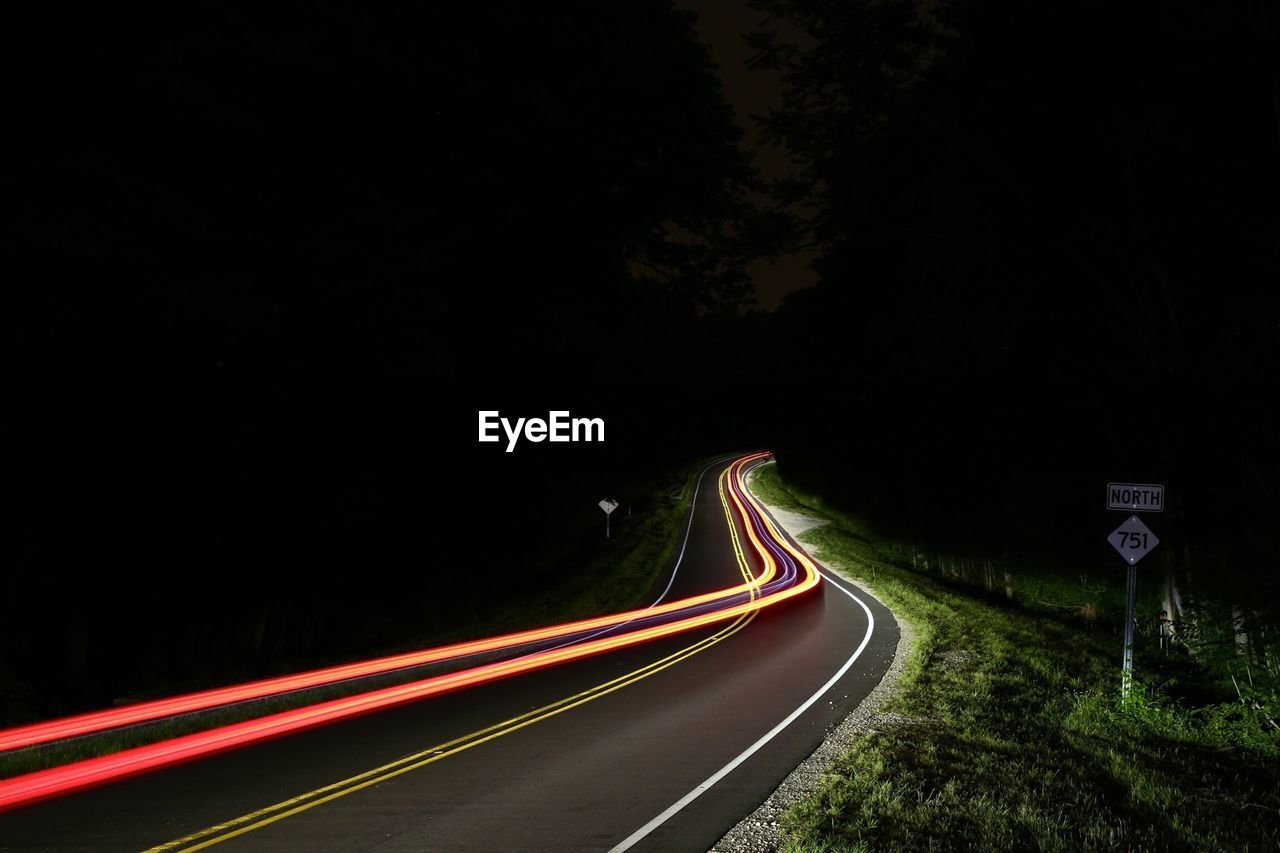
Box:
[678,0,817,309]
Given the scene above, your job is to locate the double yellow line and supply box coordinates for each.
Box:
[149,462,761,851]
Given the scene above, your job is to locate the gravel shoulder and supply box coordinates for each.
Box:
[711,499,917,853]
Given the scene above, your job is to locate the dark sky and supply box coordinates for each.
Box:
[677,0,818,310]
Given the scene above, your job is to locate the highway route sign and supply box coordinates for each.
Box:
[1107,482,1164,512]
[1108,515,1160,565]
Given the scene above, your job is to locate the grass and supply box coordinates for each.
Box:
[749,464,1280,852]
[0,455,719,780]
[467,453,719,634]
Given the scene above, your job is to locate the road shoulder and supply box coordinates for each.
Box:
[711,496,917,853]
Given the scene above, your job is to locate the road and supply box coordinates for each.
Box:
[0,454,898,851]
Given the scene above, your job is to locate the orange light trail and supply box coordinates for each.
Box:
[0,453,820,812]
[0,455,778,755]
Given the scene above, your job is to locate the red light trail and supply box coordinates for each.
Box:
[0,453,821,812]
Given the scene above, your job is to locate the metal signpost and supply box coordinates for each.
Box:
[1106,484,1163,701]
[599,499,619,538]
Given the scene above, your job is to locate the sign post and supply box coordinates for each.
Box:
[1122,560,1136,699]
[1105,485,1163,701]
[598,499,619,538]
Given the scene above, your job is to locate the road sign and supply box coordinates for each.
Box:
[1108,515,1160,565]
[1107,482,1164,512]
[599,499,619,538]
[1105,482,1166,700]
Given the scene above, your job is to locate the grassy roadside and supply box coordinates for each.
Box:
[751,464,1280,851]
[460,452,726,636]
[0,455,719,780]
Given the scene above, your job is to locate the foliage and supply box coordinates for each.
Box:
[5,1,767,721]
[742,0,1280,619]
[749,465,1280,851]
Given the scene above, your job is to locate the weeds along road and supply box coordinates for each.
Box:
[0,455,898,852]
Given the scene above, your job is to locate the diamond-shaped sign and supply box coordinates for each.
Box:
[598,499,619,515]
[1108,515,1159,565]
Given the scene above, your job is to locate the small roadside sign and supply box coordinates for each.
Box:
[1108,515,1160,565]
[599,499,619,538]
[1107,482,1164,513]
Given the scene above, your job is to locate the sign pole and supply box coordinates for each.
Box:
[1122,561,1136,701]
[1106,482,1164,704]
[598,499,619,540]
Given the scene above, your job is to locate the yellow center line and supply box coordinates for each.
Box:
[149,462,761,852]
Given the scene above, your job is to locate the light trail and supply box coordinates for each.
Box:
[0,453,820,812]
[144,460,766,853]
[0,455,770,755]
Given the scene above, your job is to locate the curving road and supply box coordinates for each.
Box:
[0,454,898,851]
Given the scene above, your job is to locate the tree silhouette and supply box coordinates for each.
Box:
[748,0,1279,586]
[4,1,765,720]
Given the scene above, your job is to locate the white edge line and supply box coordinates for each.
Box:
[537,454,738,656]
[608,537,876,851]
[651,455,737,605]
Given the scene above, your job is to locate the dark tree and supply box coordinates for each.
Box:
[747,0,1279,584]
[4,1,760,720]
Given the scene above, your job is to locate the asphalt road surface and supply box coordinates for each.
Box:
[0,455,898,851]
